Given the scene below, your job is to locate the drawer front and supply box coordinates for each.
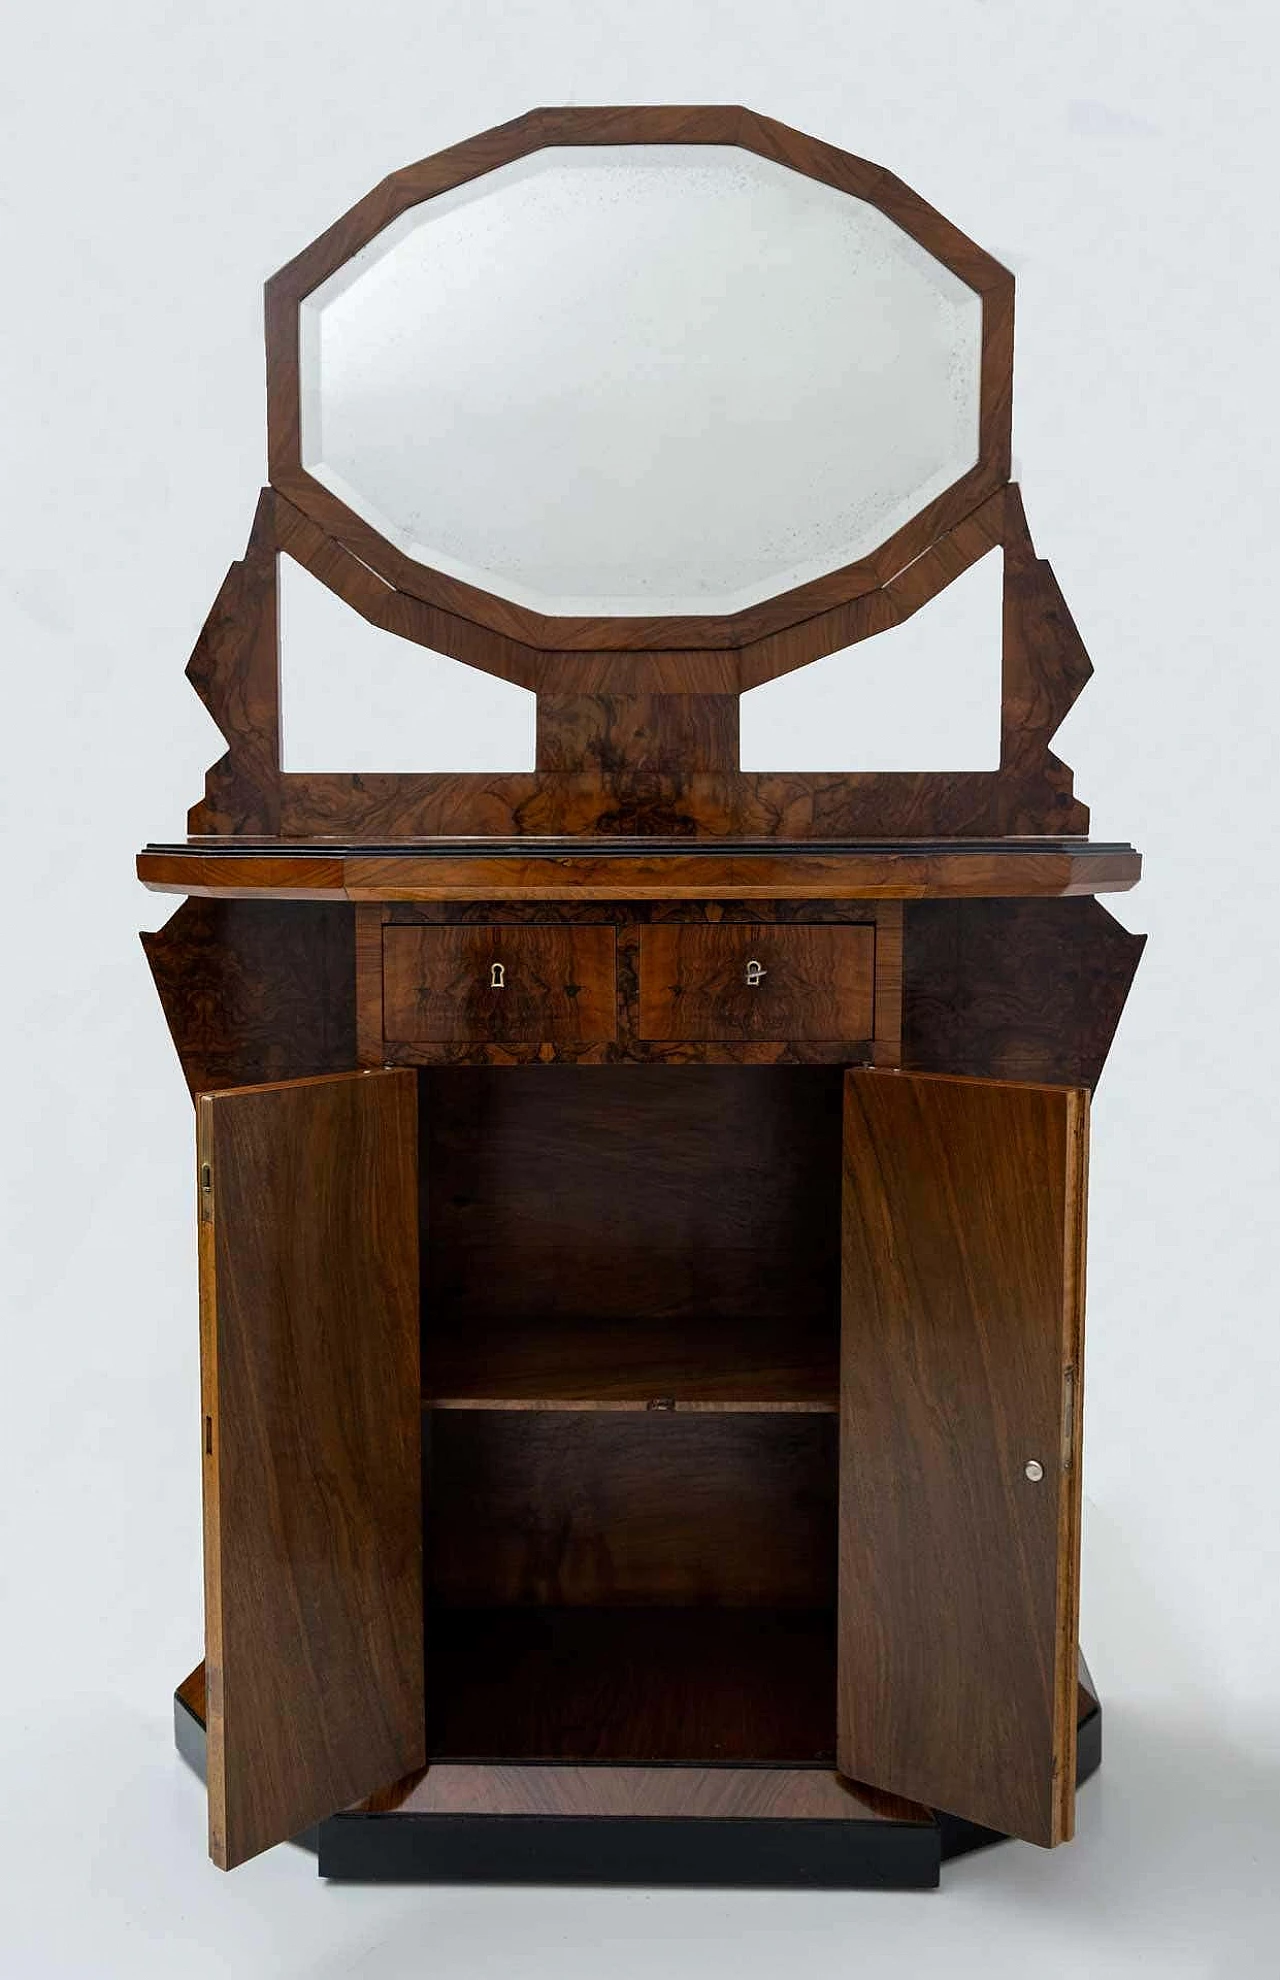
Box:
[383,925,617,1044]
[638,924,875,1042]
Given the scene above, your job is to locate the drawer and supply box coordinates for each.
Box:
[382,925,617,1044]
[637,923,875,1042]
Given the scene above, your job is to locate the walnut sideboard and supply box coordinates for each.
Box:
[138,108,1144,1891]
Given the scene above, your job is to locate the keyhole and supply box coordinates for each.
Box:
[745,958,767,987]
[490,962,505,989]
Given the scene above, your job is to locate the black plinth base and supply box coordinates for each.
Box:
[174,1665,1101,1890]
[319,1809,941,1889]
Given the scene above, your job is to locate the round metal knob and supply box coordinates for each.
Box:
[1024,1459,1044,1482]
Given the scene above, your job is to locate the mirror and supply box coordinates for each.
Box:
[300,145,982,618]
[278,556,536,773]
[740,548,1003,771]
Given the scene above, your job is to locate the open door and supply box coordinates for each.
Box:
[839,1070,1088,1847]
[196,1069,423,1869]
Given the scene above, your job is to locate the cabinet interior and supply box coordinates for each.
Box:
[420,1065,844,1767]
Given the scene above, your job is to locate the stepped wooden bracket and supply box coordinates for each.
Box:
[185,482,1094,840]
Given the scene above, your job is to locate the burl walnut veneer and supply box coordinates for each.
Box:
[140,107,1141,1891]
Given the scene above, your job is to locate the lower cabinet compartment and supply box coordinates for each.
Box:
[423,1409,838,1767]
[187,1052,1096,1880]
[424,1605,837,1767]
[418,1063,844,1773]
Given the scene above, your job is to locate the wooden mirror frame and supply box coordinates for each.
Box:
[265,105,1014,655]
[181,105,1101,842]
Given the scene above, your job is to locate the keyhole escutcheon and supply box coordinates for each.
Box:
[745,958,767,987]
[490,962,506,989]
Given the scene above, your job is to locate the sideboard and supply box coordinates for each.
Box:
[138,106,1143,1890]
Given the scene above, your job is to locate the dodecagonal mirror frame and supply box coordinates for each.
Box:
[265,104,1015,661]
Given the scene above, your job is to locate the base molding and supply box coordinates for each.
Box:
[321,1809,941,1888]
[173,1657,1101,1890]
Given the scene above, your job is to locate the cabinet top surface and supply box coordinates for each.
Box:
[137,837,1141,903]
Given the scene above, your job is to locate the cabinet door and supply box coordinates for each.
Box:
[839,1070,1088,1847]
[196,1069,423,1869]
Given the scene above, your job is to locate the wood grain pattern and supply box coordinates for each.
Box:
[354,901,899,1066]
[217,482,1008,695]
[637,923,875,1041]
[272,491,542,690]
[870,900,904,1069]
[139,840,1142,901]
[537,694,740,771]
[903,896,1147,1091]
[173,126,1096,838]
[424,1608,836,1764]
[1000,486,1094,836]
[266,760,1084,844]
[838,1070,1088,1848]
[265,107,1013,653]
[185,492,281,836]
[239,487,1092,837]
[176,1662,206,1724]
[354,904,386,1066]
[382,924,616,1044]
[142,898,356,1095]
[354,1759,927,1824]
[177,1655,1089,1826]
[422,1064,842,1328]
[197,1070,423,1868]
[734,483,1004,691]
[175,1656,901,1819]
[427,1410,838,1610]
[423,1309,838,1412]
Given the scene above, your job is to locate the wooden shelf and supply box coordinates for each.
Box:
[426,1607,836,1765]
[422,1311,839,1413]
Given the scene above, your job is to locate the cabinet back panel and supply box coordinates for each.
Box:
[421,1066,843,1327]
[427,1411,838,1609]
[424,1607,837,1766]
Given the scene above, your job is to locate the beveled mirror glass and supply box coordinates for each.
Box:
[299,145,982,617]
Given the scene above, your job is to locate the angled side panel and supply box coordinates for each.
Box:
[902,896,1146,1091]
[141,898,356,1096]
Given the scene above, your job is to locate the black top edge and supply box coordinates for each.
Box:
[145,838,1136,860]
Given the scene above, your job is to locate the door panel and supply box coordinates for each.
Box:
[196,1069,423,1869]
[839,1069,1087,1846]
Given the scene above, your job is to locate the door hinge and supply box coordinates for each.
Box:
[1061,1364,1077,1473]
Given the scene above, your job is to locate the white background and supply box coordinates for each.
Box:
[2,4,1278,1975]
